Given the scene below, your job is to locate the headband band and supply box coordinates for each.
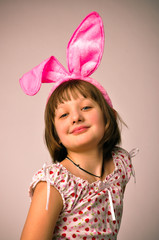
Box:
[19,11,113,107]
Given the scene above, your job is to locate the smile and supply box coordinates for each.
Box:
[71,126,89,134]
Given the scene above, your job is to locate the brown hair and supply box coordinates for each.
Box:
[44,80,122,162]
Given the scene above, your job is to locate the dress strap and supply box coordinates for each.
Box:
[107,189,116,221]
[43,163,51,210]
[129,148,139,158]
[129,148,139,183]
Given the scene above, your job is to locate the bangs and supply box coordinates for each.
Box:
[51,80,98,111]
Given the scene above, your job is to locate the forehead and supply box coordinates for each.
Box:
[56,91,91,109]
[54,87,92,109]
[56,94,92,108]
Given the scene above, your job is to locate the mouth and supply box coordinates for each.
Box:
[71,126,89,134]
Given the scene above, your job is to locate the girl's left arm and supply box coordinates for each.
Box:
[20,181,63,240]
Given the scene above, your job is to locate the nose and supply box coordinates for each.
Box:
[71,109,84,124]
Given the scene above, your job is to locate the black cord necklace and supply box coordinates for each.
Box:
[66,156,102,178]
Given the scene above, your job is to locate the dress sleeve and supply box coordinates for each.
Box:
[116,147,138,184]
[28,163,73,210]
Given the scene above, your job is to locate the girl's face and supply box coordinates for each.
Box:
[54,93,105,154]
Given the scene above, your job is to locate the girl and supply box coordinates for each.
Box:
[20,12,137,240]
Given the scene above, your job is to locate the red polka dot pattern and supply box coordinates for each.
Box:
[29,147,134,239]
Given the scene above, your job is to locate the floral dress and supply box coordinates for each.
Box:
[29,147,136,240]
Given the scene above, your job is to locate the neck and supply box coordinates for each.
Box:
[67,148,103,178]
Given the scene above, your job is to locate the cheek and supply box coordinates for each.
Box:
[55,123,68,140]
[91,113,104,126]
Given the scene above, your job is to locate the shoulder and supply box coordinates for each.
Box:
[112,147,131,165]
[31,181,63,209]
[33,181,63,209]
[29,162,68,196]
[29,162,82,210]
[112,146,130,158]
[112,147,134,183]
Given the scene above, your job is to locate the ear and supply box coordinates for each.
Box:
[67,12,104,77]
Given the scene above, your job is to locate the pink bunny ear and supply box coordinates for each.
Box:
[67,12,104,77]
[19,57,50,96]
[19,56,70,96]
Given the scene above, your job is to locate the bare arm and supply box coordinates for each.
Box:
[21,182,63,240]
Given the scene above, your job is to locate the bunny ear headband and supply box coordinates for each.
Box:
[19,11,113,107]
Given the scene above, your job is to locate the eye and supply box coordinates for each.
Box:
[60,113,68,118]
[82,106,92,111]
